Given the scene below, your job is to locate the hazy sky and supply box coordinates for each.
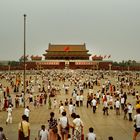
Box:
[0,0,140,62]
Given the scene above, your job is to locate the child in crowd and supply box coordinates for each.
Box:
[86,127,96,140]
[39,125,48,140]
[0,127,7,140]
[108,136,113,140]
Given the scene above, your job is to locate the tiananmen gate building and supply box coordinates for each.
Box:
[43,43,91,60]
[21,43,112,70]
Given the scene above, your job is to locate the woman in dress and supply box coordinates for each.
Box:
[48,112,60,140]
[72,115,84,140]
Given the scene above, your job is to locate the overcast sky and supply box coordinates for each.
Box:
[0,0,140,62]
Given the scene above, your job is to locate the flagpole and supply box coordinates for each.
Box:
[23,14,27,108]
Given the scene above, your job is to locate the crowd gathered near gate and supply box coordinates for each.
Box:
[0,69,140,140]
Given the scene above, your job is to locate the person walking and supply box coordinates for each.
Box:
[48,97,52,109]
[24,106,30,122]
[79,93,84,106]
[133,108,140,140]
[86,127,96,140]
[6,105,12,125]
[72,115,84,140]
[59,103,65,114]
[76,94,80,107]
[59,111,69,140]
[115,98,120,115]
[48,112,58,140]
[18,115,30,140]
[127,103,133,121]
[0,127,7,140]
[39,125,48,140]
[103,100,109,116]
[68,102,74,116]
[123,104,128,120]
[91,97,97,113]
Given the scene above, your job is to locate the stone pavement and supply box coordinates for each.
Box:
[0,72,140,140]
[0,99,139,140]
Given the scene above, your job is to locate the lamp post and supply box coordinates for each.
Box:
[109,63,112,74]
[8,65,10,71]
[128,65,130,72]
[23,14,27,108]
[96,62,99,71]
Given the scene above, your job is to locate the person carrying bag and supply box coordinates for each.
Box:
[18,115,30,140]
[59,111,69,140]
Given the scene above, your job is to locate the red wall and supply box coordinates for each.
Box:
[0,61,140,71]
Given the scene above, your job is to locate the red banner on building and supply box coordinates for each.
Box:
[64,46,70,52]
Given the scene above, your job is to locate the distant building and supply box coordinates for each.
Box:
[92,55,103,61]
[43,43,91,60]
[31,55,42,61]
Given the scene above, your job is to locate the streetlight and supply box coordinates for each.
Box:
[23,14,27,108]
[109,63,112,74]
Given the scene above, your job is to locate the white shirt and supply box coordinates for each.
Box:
[40,129,48,140]
[134,114,140,128]
[96,92,99,98]
[109,96,113,102]
[76,95,80,101]
[29,94,33,98]
[53,100,57,106]
[115,100,120,108]
[24,108,30,117]
[59,106,65,114]
[102,85,105,88]
[128,105,133,113]
[106,95,110,102]
[91,99,97,106]
[116,90,120,95]
[47,85,50,90]
[79,86,83,91]
[59,116,68,128]
[7,107,12,115]
[103,101,108,108]
[121,97,125,104]
[72,92,77,98]
[86,132,96,140]
[69,104,74,113]
[80,95,84,101]
[73,118,83,131]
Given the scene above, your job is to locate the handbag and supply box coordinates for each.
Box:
[81,133,84,140]
[66,117,69,131]
[19,122,25,139]
[81,127,84,140]
[134,116,137,128]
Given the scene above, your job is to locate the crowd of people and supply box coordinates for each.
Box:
[0,69,140,140]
